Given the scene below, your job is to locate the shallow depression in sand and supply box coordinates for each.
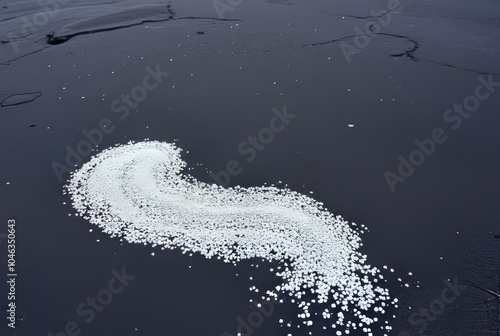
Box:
[66,140,395,334]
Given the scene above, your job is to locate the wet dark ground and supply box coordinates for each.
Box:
[0,0,500,335]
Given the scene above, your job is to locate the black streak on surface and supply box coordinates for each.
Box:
[47,17,240,45]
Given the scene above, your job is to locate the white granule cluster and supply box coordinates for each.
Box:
[66,140,394,333]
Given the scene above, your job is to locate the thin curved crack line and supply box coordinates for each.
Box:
[46,16,241,45]
[303,33,500,75]
[467,281,500,299]
[7,46,50,64]
[303,32,419,58]
[331,10,391,20]
[303,34,358,47]
[376,33,419,57]
[412,57,500,76]
[175,16,241,22]
[1,92,42,107]
[46,16,175,45]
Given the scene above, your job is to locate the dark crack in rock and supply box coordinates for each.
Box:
[1,92,42,107]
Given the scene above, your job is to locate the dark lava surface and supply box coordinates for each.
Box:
[0,0,499,335]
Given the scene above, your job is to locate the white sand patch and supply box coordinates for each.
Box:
[66,140,394,333]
